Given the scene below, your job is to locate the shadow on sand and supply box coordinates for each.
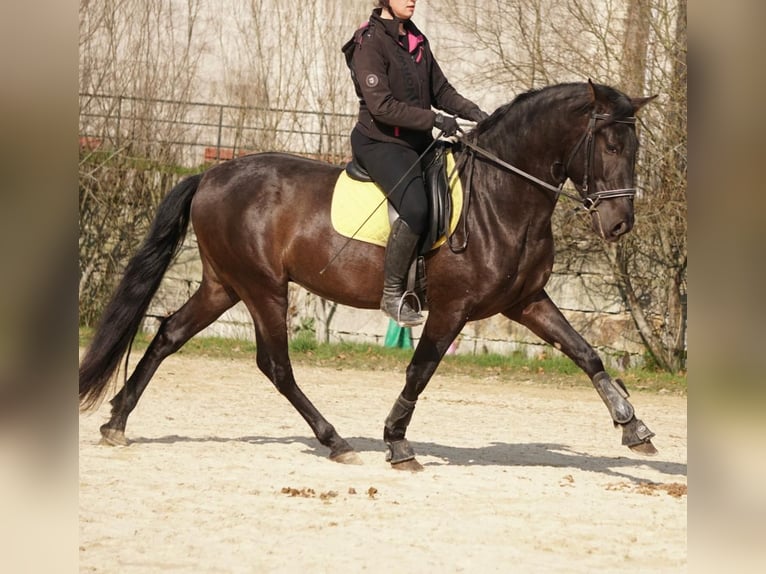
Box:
[127,433,686,482]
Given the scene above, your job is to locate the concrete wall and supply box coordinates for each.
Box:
[145,233,644,371]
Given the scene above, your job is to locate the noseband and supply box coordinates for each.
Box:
[564,112,638,211]
[459,111,637,212]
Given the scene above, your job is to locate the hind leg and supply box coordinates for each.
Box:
[100,276,237,445]
[242,291,360,464]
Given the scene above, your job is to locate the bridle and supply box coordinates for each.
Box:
[457,111,638,212]
[563,112,638,210]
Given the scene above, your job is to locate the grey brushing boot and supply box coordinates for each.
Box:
[381,218,425,327]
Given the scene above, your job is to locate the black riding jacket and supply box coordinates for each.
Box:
[343,9,484,150]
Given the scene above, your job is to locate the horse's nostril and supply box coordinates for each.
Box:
[612,221,628,237]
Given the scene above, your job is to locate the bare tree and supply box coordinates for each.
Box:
[203,1,370,337]
[207,0,365,158]
[79,1,685,366]
[79,0,204,324]
[603,0,687,371]
[439,0,687,371]
[620,0,651,96]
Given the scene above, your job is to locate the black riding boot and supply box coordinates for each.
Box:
[381,218,425,327]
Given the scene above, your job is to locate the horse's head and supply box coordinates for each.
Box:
[565,81,656,242]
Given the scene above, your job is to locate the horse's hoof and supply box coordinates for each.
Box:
[331,451,363,465]
[629,440,658,456]
[99,428,128,446]
[391,458,424,472]
[621,418,656,455]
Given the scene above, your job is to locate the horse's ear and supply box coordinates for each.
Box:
[588,79,658,115]
[586,78,599,103]
[630,94,658,115]
[586,78,611,106]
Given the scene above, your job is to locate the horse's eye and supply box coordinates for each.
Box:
[606,144,618,154]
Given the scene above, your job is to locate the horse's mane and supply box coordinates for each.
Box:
[470,82,634,138]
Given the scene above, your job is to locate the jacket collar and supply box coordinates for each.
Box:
[370,8,424,44]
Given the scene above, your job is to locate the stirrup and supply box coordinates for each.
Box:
[392,292,424,327]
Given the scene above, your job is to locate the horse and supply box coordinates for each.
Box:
[79,80,658,470]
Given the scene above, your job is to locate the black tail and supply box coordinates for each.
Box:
[79,174,203,410]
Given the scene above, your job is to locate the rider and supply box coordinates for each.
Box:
[343,0,488,326]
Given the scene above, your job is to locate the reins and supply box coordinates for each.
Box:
[457,112,638,212]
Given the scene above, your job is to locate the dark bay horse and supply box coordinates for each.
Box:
[79,81,658,470]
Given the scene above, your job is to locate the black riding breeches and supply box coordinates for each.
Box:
[350,128,430,236]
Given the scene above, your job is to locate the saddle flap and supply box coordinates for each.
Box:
[421,143,452,254]
[331,147,462,251]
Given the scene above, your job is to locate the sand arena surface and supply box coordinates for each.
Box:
[79,354,687,572]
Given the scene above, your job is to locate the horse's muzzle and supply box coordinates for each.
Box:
[591,207,634,242]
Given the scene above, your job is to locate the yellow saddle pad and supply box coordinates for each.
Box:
[330,150,463,249]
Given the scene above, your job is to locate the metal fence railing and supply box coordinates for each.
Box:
[78,93,357,166]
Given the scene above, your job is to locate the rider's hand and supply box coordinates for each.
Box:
[434,113,459,137]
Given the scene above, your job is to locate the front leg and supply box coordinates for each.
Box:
[383,311,468,470]
[504,291,657,455]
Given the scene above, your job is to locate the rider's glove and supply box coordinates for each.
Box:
[434,113,459,137]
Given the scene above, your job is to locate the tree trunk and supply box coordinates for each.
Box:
[620,0,651,96]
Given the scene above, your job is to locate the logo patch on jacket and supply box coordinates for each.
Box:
[365,74,379,87]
